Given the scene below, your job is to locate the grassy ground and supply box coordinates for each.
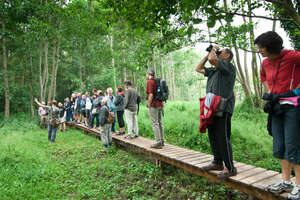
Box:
[0,101,279,199]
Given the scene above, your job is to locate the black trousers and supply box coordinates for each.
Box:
[207,112,235,171]
[116,110,125,128]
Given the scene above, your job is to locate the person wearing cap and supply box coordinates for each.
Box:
[146,69,165,149]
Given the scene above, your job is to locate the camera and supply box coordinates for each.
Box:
[206,44,221,55]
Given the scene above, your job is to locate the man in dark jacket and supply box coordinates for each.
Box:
[114,87,125,135]
[195,45,236,179]
[124,80,139,139]
[99,98,112,151]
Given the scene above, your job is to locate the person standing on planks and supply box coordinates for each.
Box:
[255,31,300,200]
[195,44,237,179]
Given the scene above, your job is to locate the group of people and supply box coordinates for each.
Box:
[35,30,300,199]
[195,31,300,200]
[36,81,140,149]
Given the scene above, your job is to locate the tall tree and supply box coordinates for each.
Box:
[2,0,9,118]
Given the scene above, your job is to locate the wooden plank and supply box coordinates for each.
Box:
[161,149,194,156]
[234,162,246,168]
[180,154,211,163]
[189,156,213,166]
[194,160,214,168]
[169,152,201,159]
[231,167,267,181]
[235,164,256,174]
[252,174,283,190]
[241,170,279,185]
[176,153,207,161]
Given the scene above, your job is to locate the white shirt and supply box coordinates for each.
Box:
[86,97,92,110]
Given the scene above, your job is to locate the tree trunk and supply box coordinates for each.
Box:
[224,0,255,107]
[247,0,263,104]
[233,46,255,106]
[170,53,176,101]
[272,19,276,31]
[241,14,251,91]
[20,71,25,87]
[110,34,117,90]
[2,2,9,118]
[43,40,49,101]
[122,41,127,82]
[53,37,60,99]
[150,33,157,74]
[79,42,83,86]
[38,40,44,101]
[48,35,57,102]
[160,51,165,79]
[29,56,35,119]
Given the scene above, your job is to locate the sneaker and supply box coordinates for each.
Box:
[202,163,224,171]
[288,184,300,200]
[133,135,138,138]
[150,142,163,149]
[124,135,133,139]
[267,181,293,194]
[217,168,237,179]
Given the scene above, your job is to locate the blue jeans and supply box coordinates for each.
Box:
[66,109,72,122]
[48,125,58,142]
[91,113,100,128]
[111,112,116,132]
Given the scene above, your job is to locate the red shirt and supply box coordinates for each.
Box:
[260,50,300,94]
[146,78,163,107]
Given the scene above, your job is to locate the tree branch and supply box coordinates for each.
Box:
[214,7,292,22]
[200,41,257,53]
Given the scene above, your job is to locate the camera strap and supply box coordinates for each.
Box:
[290,64,296,90]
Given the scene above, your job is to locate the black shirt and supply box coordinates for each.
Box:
[204,60,236,114]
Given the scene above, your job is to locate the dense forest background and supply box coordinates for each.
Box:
[1,0,299,118]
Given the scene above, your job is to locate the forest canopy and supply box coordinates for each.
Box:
[1,0,299,118]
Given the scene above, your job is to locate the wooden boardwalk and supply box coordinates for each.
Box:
[67,122,293,200]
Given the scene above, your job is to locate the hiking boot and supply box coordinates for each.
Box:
[202,163,224,171]
[267,181,293,194]
[217,168,237,179]
[150,142,163,149]
[288,184,300,200]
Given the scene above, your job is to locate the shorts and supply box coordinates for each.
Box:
[60,116,66,123]
[271,105,300,164]
[75,109,81,116]
[81,110,86,118]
